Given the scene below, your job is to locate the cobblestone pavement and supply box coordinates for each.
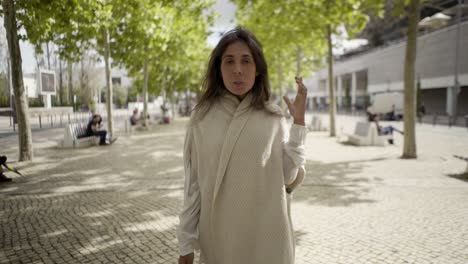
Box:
[1,115,467,264]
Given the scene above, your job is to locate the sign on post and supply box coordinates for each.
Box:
[39,70,56,95]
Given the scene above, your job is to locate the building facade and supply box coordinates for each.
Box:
[306,20,468,116]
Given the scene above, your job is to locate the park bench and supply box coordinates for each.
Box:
[57,123,99,148]
[347,121,393,146]
[453,155,468,173]
[347,121,375,146]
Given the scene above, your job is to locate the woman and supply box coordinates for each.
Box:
[177,27,307,264]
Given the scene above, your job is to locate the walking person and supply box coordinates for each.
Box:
[177,27,307,264]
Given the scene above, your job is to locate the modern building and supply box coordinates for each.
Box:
[306,4,468,117]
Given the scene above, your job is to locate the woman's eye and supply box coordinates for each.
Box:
[242,59,250,64]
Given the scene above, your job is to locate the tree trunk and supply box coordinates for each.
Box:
[59,59,64,105]
[277,56,284,109]
[142,56,149,127]
[327,25,337,137]
[2,0,33,161]
[185,89,190,116]
[68,61,73,106]
[402,0,420,159]
[102,27,114,138]
[169,85,176,121]
[80,56,85,108]
[7,48,11,107]
[296,46,302,77]
[46,42,51,70]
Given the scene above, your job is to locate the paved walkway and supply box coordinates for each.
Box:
[0,114,467,263]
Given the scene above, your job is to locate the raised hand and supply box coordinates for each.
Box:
[283,76,307,126]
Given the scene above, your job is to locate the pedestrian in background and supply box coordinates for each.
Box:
[177,27,307,264]
[86,114,116,145]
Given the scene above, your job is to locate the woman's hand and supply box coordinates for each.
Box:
[283,76,307,126]
[178,253,194,264]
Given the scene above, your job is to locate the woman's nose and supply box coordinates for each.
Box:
[233,63,242,75]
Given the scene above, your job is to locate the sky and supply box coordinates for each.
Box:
[207,0,237,47]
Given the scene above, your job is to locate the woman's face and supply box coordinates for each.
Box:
[220,41,257,99]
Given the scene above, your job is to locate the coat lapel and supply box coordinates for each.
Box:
[211,93,253,212]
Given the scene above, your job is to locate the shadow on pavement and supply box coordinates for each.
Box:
[0,123,189,262]
[447,172,468,183]
[293,158,386,207]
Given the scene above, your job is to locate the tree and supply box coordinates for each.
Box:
[401,0,421,159]
[111,0,213,124]
[1,0,99,160]
[315,0,382,137]
[235,0,383,137]
[233,0,325,109]
[1,0,33,161]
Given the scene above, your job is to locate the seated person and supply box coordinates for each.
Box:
[374,117,403,145]
[130,108,140,126]
[86,114,117,145]
[0,156,12,182]
[160,105,170,124]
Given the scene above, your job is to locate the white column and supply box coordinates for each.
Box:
[351,72,357,111]
[43,94,52,109]
[446,86,459,116]
[337,75,343,107]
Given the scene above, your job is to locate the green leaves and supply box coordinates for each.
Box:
[1,0,214,98]
[108,0,213,95]
[233,0,384,91]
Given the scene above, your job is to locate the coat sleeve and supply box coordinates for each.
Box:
[281,119,307,189]
[177,126,201,256]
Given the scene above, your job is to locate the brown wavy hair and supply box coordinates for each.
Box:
[193,26,280,121]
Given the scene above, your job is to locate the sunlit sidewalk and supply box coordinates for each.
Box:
[0,115,467,263]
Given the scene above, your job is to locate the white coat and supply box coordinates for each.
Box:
[177,92,306,264]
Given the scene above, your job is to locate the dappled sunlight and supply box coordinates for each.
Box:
[57,152,104,163]
[116,145,180,160]
[78,237,124,255]
[120,170,143,177]
[117,203,133,208]
[41,229,68,238]
[82,173,125,184]
[293,159,377,207]
[19,159,63,175]
[156,166,184,176]
[84,210,114,218]
[0,186,18,193]
[123,215,178,232]
[53,181,132,193]
[33,141,58,149]
[162,190,183,199]
[2,118,208,262]
[47,171,76,178]
[129,131,185,140]
[127,190,152,198]
[305,132,400,164]
[26,193,69,199]
[150,150,181,160]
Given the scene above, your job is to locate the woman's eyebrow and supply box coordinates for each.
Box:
[222,54,253,59]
